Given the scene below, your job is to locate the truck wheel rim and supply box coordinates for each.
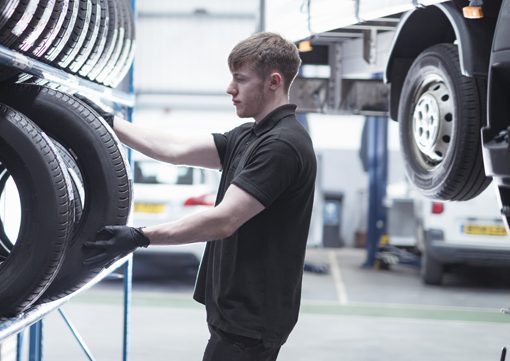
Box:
[412,76,454,170]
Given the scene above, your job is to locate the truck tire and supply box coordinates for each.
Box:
[0,84,131,302]
[0,104,72,316]
[398,43,490,201]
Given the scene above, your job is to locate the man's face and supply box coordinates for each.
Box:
[226,63,268,120]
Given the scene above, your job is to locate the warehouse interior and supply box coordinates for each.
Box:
[1,0,510,360]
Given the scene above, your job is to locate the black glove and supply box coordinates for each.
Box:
[74,93,115,128]
[83,225,150,267]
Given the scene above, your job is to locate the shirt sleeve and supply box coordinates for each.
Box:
[212,132,228,168]
[232,139,300,208]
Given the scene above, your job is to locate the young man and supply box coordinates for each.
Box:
[83,32,317,361]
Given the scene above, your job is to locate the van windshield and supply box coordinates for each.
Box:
[134,161,194,185]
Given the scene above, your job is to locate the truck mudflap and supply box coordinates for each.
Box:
[482,0,510,228]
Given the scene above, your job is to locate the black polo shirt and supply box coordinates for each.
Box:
[193,104,316,347]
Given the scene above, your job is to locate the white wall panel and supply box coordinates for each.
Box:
[138,0,257,13]
[135,1,257,93]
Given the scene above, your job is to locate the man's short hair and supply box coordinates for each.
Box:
[228,32,302,93]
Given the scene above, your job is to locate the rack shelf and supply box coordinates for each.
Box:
[0,45,135,107]
[0,256,132,342]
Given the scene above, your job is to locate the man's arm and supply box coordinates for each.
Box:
[113,117,222,170]
[143,184,265,245]
[82,184,265,267]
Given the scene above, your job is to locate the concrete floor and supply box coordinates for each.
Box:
[19,248,510,360]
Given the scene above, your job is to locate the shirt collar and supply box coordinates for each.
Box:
[252,104,297,136]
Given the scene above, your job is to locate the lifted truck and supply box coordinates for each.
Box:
[265,0,510,228]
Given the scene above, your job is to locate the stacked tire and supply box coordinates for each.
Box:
[0,0,135,317]
[0,0,135,87]
[0,84,132,317]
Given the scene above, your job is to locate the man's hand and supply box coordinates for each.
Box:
[83,225,150,267]
[74,93,115,128]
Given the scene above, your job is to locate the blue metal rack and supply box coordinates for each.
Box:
[0,257,133,361]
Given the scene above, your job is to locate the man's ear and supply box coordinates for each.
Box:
[268,72,283,90]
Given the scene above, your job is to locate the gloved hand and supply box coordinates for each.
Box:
[83,225,150,267]
[73,93,115,128]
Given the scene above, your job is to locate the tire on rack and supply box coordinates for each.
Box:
[0,139,83,251]
[52,140,84,231]
[0,103,72,317]
[105,0,135,87]
[94,0,124,84]
[26,0,79,86]
[0,165,12,257]
[0,83,132,302]
[29,0,69,58]
[87,0,118,81]
[0,0,21,32]
[53,0,91,69]
[76,0,109,77]
[41,0,79,63]
[0,0,40,81]
[15,0,70,84]
[68,0,101,73]
[12,0,55,53]
[0,0,40,48]
[398,43,491,201]
[96,0,132,86]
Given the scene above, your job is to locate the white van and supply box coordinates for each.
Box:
[417,184,510,285]
[131,156,220,266]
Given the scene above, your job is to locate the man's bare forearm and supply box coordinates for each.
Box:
[112,117,221,169]
[113,117,182,163]
[142,185,265,246]
[143,208,233,246]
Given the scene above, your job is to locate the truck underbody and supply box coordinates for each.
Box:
[265,0,510,229]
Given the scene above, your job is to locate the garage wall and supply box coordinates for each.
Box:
[134,0,258,97]
[311,116,406,247]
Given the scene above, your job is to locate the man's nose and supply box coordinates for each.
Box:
[226,83,236,95]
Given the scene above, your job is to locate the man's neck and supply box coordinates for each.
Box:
[254,96,289,124]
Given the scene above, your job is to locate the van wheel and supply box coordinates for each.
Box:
[421,252,443,285]
[398,43,490,201]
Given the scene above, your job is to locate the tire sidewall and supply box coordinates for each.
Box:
[398,44,482,199]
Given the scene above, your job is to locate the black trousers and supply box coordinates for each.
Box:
[202,325,281,361]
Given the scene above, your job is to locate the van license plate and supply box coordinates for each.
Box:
[462,224,507,236]
[134,203,166,214]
